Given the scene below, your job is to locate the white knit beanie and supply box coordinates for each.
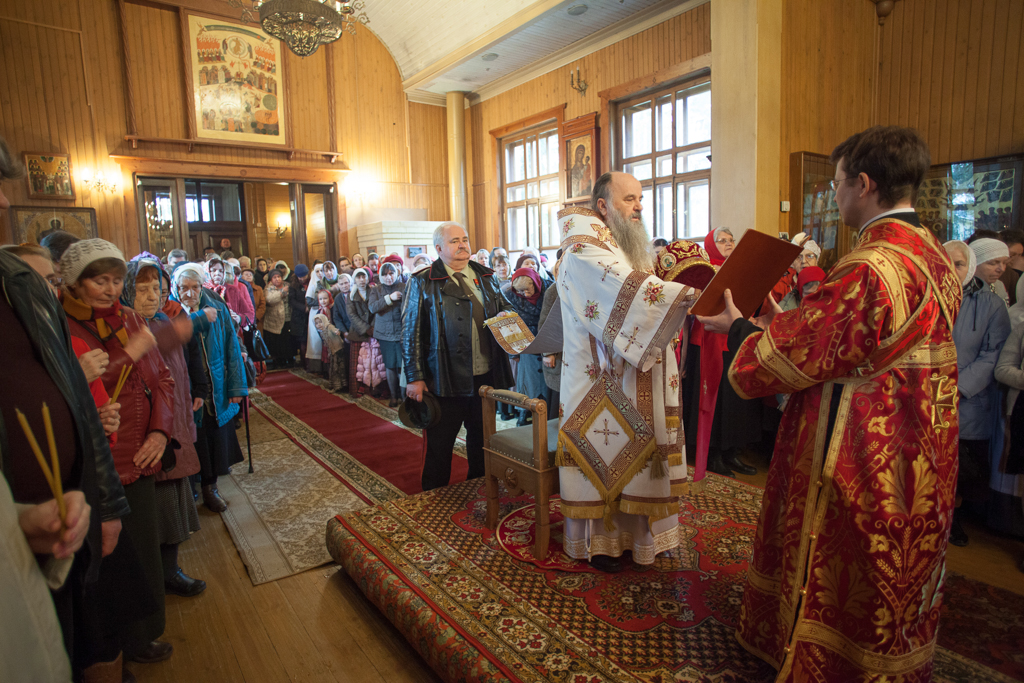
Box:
[59,238,125,286]
[969,238,1009,265]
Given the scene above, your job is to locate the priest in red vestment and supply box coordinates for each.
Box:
[699,126,962,682]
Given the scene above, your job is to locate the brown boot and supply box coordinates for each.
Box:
[82,652,126,683]
[202,485,227,512]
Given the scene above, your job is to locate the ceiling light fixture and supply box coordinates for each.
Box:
[481,52,499,62]
[233,0,370,57]
[567,4,589,16]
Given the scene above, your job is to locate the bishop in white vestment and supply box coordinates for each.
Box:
[555,172,697,568]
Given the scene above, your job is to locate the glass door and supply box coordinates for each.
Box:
[294,184,337,266]
[137,179,183,259]
[185,180,248,259]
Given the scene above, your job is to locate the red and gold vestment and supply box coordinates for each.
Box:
[729,217,962,681]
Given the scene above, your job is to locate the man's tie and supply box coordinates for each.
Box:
[452,271,490,361]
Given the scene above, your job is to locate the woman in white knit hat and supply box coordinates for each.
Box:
[946,237,1012,547]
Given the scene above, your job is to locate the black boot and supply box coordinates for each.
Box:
[724,449,757,476]
[165,569,207,597]
[588,555,623,573]
[706,449,734,476]
[949,513,969,547]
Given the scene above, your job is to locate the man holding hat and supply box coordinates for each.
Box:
[403,222,514,491]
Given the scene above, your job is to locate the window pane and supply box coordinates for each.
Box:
[525,137,538,179]
[686,181,710,238]
[641,187,653,233]
[528,205,539,248]
[506,141,525,182]
[538,133,550,176]
[680,84,711,145]
[678,147,712,173]
[143,189,176,258]
[541,202,559,247]
[622,101,652,157]
[624,159,652,182]
[507,185,525,203]
[540,179,559,197]
[655,183,673,240]
[508,207,526,250]
[655,95,673,152]
[527,182,539,199]
[656,154,673,177]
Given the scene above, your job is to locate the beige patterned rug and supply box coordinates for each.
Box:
[223,405,370,585]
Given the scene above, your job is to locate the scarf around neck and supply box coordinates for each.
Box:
[63,293,130,346]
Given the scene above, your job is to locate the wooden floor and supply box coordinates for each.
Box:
[129,450,1023,683]
[127,505,441,683]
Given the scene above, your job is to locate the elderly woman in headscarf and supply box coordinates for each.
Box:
[769,232,821,302]
[326,272,353,392]
[944,238,1011,547]
[204,255,254,327]
[122,257,207,598]
[504,267,549,425]
[346,267,379,396]
[368,260,406,406]
[304,263,330,372]
[262,267,292,368]
[60,239,177,666]
[170,263,248,515]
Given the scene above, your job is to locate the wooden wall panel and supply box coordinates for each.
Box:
[124,3,187,140]
[877,0,1024,165]
[467,4,711,248]
[0,0,449,255]
[776,0,876,235]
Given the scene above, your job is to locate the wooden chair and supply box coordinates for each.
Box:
[480,386,560,560]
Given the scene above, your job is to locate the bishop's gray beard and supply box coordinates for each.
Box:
[607,208,655,272]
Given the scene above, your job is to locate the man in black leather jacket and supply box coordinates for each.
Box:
[403,222,514,490]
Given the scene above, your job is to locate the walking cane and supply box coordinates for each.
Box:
[243,396,254,473]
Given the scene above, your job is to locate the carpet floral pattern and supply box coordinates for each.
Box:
[329,476,1022,683]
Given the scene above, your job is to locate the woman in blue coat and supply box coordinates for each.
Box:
[169,263,249,513]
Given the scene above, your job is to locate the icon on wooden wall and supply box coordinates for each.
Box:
[8,206,98,244]
[23,153,74,200]
[560,112,599,206]
[566,135,594,201]
[188,14,288,146]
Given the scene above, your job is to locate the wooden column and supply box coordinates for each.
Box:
[710,0,782,237]
[446,91,469,228]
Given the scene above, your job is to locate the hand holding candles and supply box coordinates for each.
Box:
[15,403,67,527]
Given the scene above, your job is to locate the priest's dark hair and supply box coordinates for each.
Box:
[829,126,930,208]
[591,172,614,214]
[0,136,25,181]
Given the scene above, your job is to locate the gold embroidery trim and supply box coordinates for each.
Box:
[557,206,602,220]
[796,622,937,675]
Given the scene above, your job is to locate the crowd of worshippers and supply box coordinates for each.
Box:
[4,124,1024,682]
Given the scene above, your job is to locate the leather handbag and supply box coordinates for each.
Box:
[243,324,272,363]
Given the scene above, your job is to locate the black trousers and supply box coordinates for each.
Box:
[422,371,490,491]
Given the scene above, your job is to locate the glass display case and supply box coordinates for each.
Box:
[790,151,1023,267]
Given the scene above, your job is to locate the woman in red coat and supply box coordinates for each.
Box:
[60,239,177,669]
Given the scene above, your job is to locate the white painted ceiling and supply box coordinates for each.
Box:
[358,0,700,102]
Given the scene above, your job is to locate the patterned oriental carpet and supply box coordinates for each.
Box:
[328,477,1022,683]
[257,369,468,495]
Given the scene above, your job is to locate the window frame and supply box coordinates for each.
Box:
[498,122,562,253]
[614,75,712,243]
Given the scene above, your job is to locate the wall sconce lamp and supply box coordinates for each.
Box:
[275,216,289,239]
[79,168,119,193]
[570,66,587,96]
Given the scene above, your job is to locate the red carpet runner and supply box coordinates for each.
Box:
[257,370,467,495]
